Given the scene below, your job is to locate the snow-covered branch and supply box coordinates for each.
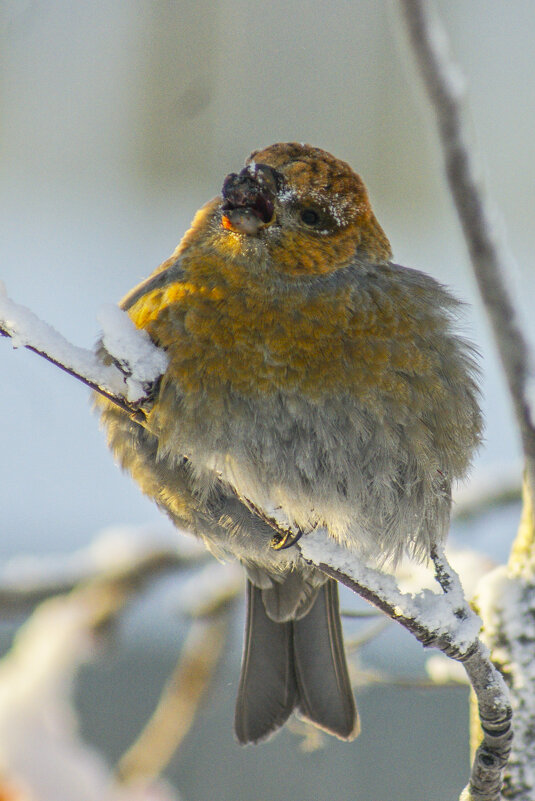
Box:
[300,531,512,801]
[0,283,166,420]
[472,486,535,801]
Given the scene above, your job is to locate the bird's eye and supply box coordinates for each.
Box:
[300,208,321,227]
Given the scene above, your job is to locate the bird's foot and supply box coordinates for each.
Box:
[270,528,303,550]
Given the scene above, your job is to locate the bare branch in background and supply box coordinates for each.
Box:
[0,532,241,800]
[452,465,521,522]
[0,576,181,800]
[0,528,209,619]
[399,0,535,506]
[116,611,231,786]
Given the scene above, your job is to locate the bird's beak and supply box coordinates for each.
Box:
[221,163,281,235]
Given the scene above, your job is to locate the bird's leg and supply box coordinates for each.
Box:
[270,528,304,550]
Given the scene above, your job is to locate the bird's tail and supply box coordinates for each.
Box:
[234,578,359,744]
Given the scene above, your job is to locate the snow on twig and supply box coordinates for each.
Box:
[301,533,480,656]
[0,283,166,417]
[300,528,512,801]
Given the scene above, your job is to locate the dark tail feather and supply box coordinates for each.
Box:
[293,579,359,740]
[234,580,298,744]
[234,578,358,744]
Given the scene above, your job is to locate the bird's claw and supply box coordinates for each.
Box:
[270,528,303,550]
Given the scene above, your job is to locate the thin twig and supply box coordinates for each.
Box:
[400,0,535,508]
[345,619,391,652]
[340,608,383,619]
[0,326,143,417]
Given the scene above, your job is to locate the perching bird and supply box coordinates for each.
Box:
[96,142,482,744]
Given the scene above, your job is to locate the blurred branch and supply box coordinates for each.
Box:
[354,671,465,690]
[340,608,383,619]
[453,475,521,523]
[0,576,182,801]
[115,562,240,787]
[0,534,238,799]
[345,619,391,652]
[400,0,535,511]
[116,614,229,786]
[0,536,207,619]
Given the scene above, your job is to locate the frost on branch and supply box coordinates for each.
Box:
[472,486,535,801]
[301,532,481,654]
[299,529,512,801]
[97,304,168,402]
[0,283,167,412]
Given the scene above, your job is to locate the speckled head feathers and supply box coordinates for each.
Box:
[248,142,369,216]
[245,142,393,265]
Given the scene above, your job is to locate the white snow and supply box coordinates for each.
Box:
[175,561,243,617]
[0,283,166,405]
[301,531,482,655]
[475,564,535,790]
[396,545,495,600]
[425,654,468,684]
[97,304,168,398]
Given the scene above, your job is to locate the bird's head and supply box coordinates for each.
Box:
[218,143,392,274]
[177,143,392,278]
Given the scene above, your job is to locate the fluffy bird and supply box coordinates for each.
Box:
[97,143,482,744]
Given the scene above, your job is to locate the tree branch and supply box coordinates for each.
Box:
[0,285,165,421]
[398,3,535,795]
[399,0,535,510]
[299,531,512,801]
[115,613,230,786]
[0,532,208,619]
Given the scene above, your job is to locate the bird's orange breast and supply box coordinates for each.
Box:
[126,253,438,415]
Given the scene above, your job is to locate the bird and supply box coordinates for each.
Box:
[95,142,482,745]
